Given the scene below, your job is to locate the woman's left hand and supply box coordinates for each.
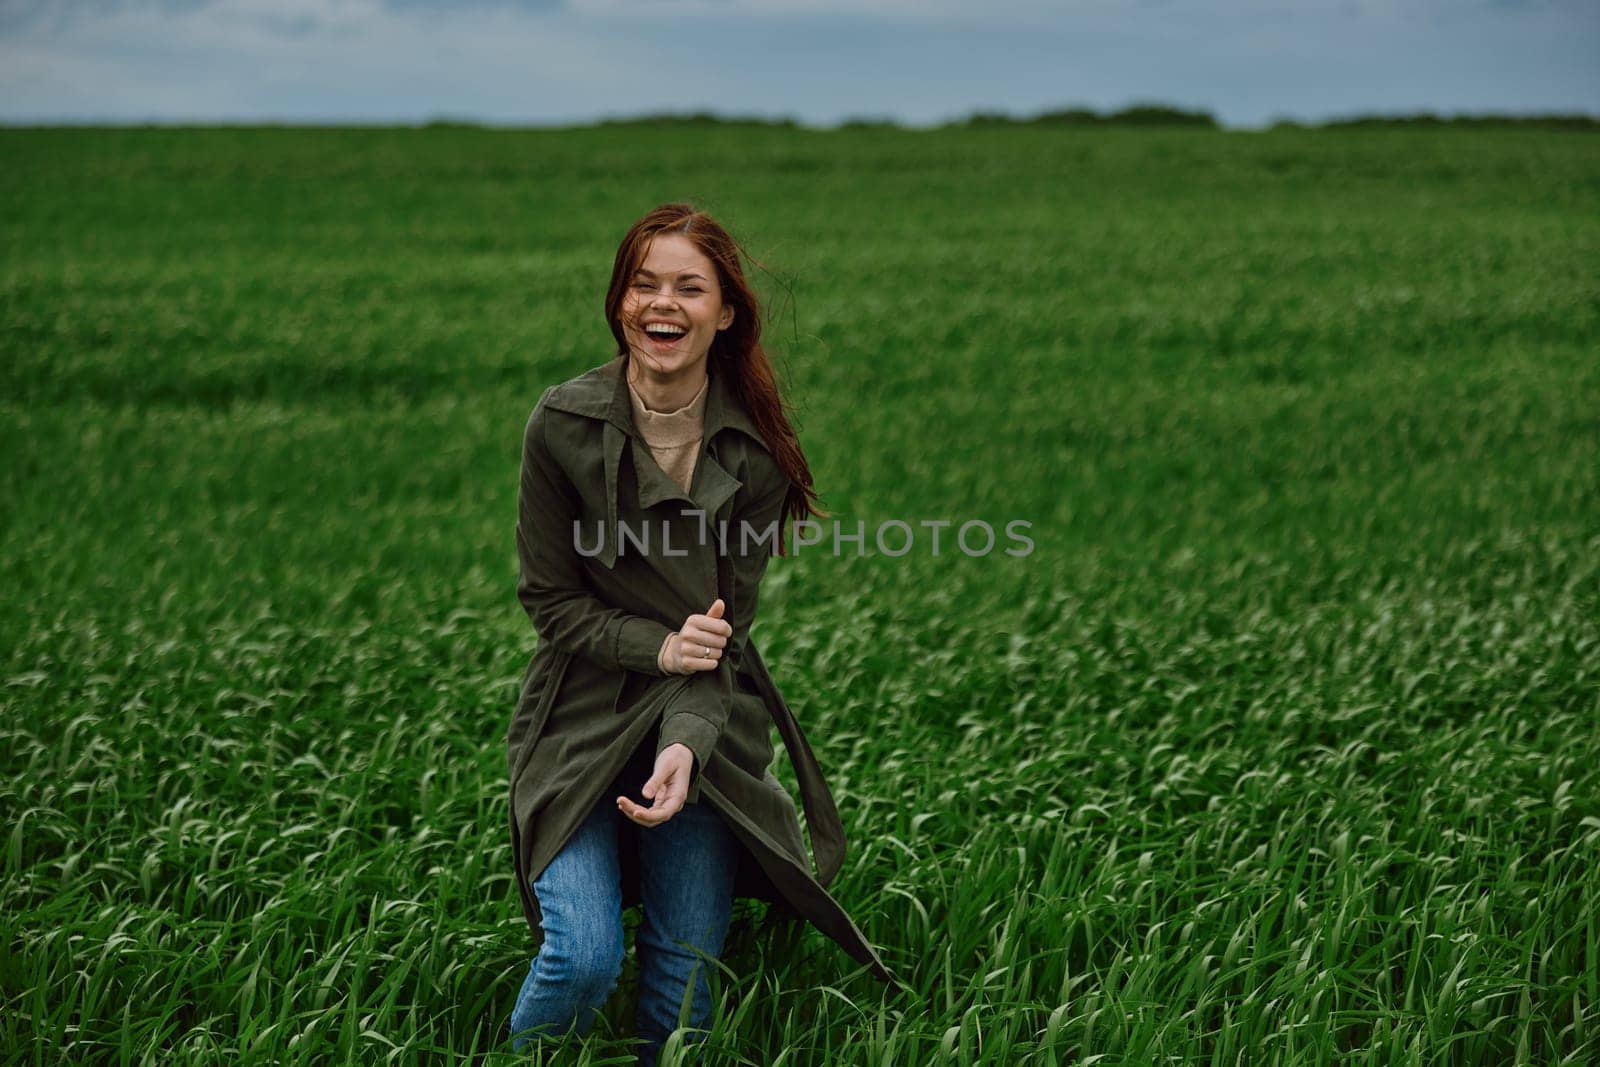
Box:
[617,742,695,826]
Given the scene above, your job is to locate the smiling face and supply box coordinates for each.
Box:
[620,232,735,380]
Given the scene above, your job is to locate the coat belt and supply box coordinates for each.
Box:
[742,643,847,888]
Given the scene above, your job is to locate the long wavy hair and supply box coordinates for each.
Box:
[605,202,826,552]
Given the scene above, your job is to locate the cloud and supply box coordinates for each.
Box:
[0,0,635,121]
[1,0,1595,126]
[1,0,205,34]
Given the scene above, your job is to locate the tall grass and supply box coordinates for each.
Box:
[2,124,1596,1064]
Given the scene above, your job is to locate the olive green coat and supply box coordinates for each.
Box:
[506,354,899,989]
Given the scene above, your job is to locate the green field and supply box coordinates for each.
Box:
[3,125,1597,1065]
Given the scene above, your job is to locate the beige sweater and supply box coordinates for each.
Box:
[625,372,709,675]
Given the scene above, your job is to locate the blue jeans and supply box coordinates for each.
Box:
[508,776,740,1066]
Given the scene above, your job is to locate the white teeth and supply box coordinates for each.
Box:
[645,324,686,336]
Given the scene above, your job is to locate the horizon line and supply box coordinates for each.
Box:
[4,105,1599,135]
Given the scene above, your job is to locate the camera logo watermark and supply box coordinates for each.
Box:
[573,512,1034,558]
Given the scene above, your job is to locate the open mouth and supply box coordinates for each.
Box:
[643,324,688,349]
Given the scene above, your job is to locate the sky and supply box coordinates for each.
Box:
[1,0,1596,130]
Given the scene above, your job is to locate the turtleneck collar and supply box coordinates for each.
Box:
[625,370,709,449]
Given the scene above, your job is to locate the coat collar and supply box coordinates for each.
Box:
[542,356,763,566]
[543,354,764,445]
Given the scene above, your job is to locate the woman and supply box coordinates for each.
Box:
[506,203,900,1063]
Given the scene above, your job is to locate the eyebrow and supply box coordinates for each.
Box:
[633,268,709,282]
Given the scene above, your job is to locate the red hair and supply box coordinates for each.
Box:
[605,202,826,551]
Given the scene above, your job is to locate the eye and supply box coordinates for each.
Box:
[680,287,703,294]
[632,282,653,291]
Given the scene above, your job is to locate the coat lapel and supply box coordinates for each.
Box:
[545,356,762,566]
[635,445,743,520]
[599,421,625,568]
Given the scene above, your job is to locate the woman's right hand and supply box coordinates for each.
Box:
[664,598,731,674]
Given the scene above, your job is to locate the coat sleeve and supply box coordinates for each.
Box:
[516,400,675,675]
[656,450,791,785]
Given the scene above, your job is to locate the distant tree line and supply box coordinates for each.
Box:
[591,111,802,130]
[949,104,1219,128]
[578,104,1221,130]
[417,106,1598,132]
[1269,111,1600,131]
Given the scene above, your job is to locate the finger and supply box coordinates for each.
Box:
[694,605,732,638]
[647,787,684,823]
[653,795,683,822]
[643,764,689,805]
[617,795,665,826]
[625,791,680,826]
[669,634,713,673]
[682,627,727,651]
[658,763,688,808]
[643,758,683,804]
[677,642,720,670]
